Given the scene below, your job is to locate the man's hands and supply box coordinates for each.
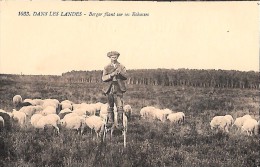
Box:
[110,68,120,77]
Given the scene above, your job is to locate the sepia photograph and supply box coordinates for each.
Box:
[0,1,259,166]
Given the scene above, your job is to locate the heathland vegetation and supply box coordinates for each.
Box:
[0,69,259,166]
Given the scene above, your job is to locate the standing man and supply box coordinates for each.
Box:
[102,51,127,129]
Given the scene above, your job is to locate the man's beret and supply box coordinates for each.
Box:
[107,51,120,57]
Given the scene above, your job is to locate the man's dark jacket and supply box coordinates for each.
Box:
[102,62,127,94]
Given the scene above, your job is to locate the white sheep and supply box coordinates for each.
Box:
[60,115,86,135]
[33,114,60,134]
[157,108,174,122]
[233,116,252,131]
[85,115,105,138]
[87,103,103,115]
[42,100,57,109]
[210,116,229,133]
[60,100,74,105]
[241,118,258,136]
[72,103,82,110]
[62,103,73,110]
[0,116,4,129]
[31,105,44,114]
[83,104,96,115]
[224,115,234,127]
[153,109,167,122]
[42,106,56,116]
[99,103,109,119]
[73,109,88,116]
[13,95,22,107]
[140,106,156,119]
[30,114,44,127]
[167,112,185,124]
[19,106,37,117]
[74,103,96,115]
[32,99,44,106]
[63,113,79,121]
[60,100,73,110]
[123,104,132,120]
[99,103,117,121]
[11,109,27,127]
[93,102,104,112]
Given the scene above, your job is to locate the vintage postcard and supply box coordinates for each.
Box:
[0,1,259,167]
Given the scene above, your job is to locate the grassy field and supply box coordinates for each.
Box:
[0,78,259,167]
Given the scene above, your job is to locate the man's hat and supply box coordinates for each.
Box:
[107,51,120,57]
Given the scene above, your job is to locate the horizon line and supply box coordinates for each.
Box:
[0,68,258,76]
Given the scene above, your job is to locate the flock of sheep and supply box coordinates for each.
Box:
[210,114,259,136]
[139,105,259,136]
[0,94,259,148]
[140,106,185,124]
[0,95,132,147]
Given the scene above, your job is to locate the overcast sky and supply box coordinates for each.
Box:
[0,2,258,75]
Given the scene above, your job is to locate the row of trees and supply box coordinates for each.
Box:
[61,69,259,89]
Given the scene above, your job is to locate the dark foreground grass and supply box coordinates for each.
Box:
[0,80,259,167]
[0,119,259,167]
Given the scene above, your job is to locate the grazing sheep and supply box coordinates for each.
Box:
[72,103,82,110]
[33,114,60,134]
[42,100,57,109]
[154,109,168,122]
[91,102,104,115]
[233,116,252,131]
[42,99,60,111]
[100,103,109,119]
[63,113,79,121]
[31,105,44,114]
[140,106,156,119]
[74,108,91,116]
[42,106,56,116]
[0,116,4,129]
[156,108,174,122]
[74,103,96,116]
[11,109,27,127]
[123,104,132,120]
[167,112,185,124]
[60,100,74,105]
[242,114,252,120]
[85,115,105,138]
[60,100,73,110]
[60,115,86,135]
[84,104,96,116]
[19,106,37,117]
[30,114,43,127]
[210,116,229,133]
[13,95,22,107]
[241,118,258,136]
[224,115,234,127]
[32,99,44,106]
[61,103,73,110]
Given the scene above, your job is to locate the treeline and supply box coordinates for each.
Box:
[61,69,259,89]
[0,69,258,89]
